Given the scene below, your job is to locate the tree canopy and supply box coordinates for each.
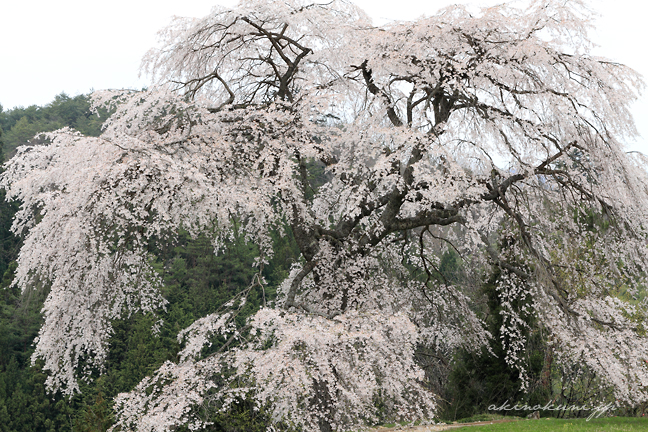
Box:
[2,0,648,431]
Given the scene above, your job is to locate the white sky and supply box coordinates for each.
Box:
[1,0,646,151]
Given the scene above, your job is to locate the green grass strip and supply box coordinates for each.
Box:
[451,417,648,431]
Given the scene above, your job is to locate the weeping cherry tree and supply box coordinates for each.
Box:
[2,0,648,430]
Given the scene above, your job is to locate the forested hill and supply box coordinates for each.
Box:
[0,93,108,159]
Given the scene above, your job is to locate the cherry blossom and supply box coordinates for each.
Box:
[2,0,648,430]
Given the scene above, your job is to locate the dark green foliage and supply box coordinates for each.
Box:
[72,392,112,432]
[0,360,77,432]
[0,93,110,158]
[301,159,331,201]
[264,224,301,290]
[0,268,79,432]
[0,194,19,280]
[0,123,21,280]
[441,268,548,421]
[103,313,177,396]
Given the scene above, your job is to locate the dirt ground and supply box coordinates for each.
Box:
[371,419,520,431]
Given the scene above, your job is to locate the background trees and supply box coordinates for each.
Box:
[2,0,648,431]
[0,94,109,159]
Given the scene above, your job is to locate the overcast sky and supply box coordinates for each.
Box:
[1,0,646,151]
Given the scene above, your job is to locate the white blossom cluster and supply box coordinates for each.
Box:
[113,309,434,432]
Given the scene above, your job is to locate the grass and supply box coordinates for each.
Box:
[450,417,648,431]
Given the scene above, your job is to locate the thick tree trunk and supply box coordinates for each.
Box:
[541,348,553,390]
[311,379,334,432]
